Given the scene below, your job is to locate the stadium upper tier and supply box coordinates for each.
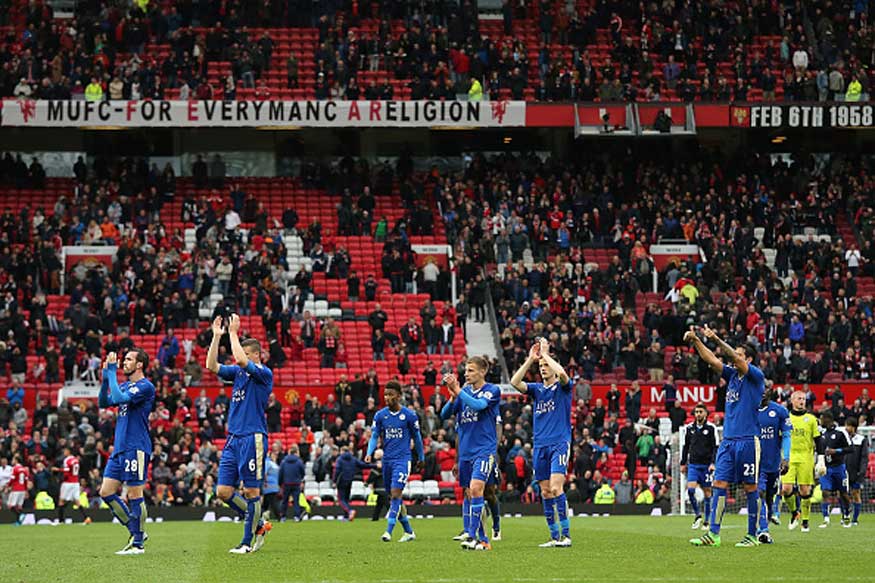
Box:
[0,1,869,102]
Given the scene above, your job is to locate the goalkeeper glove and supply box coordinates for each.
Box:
[815,455,827,477]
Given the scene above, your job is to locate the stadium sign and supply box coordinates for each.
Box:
[730,103,875,129]
[649,243,701,271]
[0,99,527,128]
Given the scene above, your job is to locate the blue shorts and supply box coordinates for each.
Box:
[533,441,571,482]
[820,465,849,493]
[758,470,781,495]
[104,449,150,486]
[687,464,714,488]
[714,437,759,485]
[849,482,862,491]
[486,459,501,486]
[383,459,411,491]
[458,454,496,489]
[218,433,268,489]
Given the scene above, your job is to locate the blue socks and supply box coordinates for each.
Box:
[555,493,570,538]
[462,498,470,535]
[710,487,727,535]
[702,496,711,524]
[746,490,758,536]
[102,494,132,527]
[386,497,412,535]
[398,509,413,535]
[468,497,485,541]
[128,497,145,546]
[758,496,766,532]
[387,497,401,534]
[758,495,769,533]
[488,497,501,533]
[822,502,830,518]
[226,492,248,519]
[242,496,262,546]
[853,502,862,522]
[687,487,700,516]
[542,497,559,540]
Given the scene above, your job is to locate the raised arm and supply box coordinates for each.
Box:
[205,316,224,374]
[510,343,540,393]
[457,389,489,411]
[440,373,461,419]
[702,325,748,376]
[98,356,111,408]
[538,338,570,385]
[684,326,724,374]
[103,353,130,405]
[227,314,249,367]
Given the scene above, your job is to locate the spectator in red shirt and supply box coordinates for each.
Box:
[436,442,456,482]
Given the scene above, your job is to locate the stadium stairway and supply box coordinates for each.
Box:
[463,319,499,362]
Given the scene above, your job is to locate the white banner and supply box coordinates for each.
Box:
[58,383,101,406]
[1,99,527,128]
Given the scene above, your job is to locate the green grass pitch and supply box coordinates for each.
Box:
[1,515,871,582]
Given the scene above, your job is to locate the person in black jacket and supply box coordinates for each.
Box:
[279,445,306,522]
[844,417,869,526]
[469,275,487,322]
[365,453,387,521]
[333,446,375,521]
[680,404,719,530]
[818,411,853,527]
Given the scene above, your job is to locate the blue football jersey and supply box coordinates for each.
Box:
[219,361,273,436]
[758,401,791,473]
[114,377,156,454]
[526,380,572,447]
[721,364,765,439]
[453,383,501,461]
[372,406,421,461]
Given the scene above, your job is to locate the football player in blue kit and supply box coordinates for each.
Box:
[366,380,424,542]
[755,388,791,543]
[440,356,501,551]
[681,404,719,531]
[98,349,156,555]
[686,325,765,548]
[206,314,274,554]
[510,338,572,548]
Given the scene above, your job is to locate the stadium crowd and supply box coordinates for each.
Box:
[1,1,874,102]
[439,150,875,385]
[0,145,873,514]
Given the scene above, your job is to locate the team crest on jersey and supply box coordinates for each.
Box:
[703,429,708,435]
[399,414,406,420]
[769,410,776,417]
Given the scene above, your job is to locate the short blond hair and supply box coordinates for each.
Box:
[468,356,489,371]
